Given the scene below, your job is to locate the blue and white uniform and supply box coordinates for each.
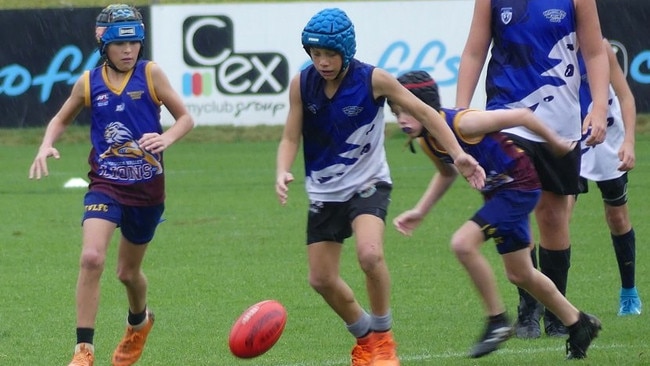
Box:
[487,0,582,142]
[578,56,626,181]
[84,60,165,206]
[300,59,391,202]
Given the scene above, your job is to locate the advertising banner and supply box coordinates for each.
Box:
[0,7,150,128]
[151,1,477,125]
[597,0,650,113]
[3,2,648,128]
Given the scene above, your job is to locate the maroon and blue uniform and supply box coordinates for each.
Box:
[85,60,164,206]
[418,107,540,254]
[82,60,165,244]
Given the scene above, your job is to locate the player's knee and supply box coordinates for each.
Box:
[450,234,475,258]
[79,249,106,271]
[536,208,568,227]
[506,270,530,287]
[605,208,629,232]
[308,272,335,294]
[356,244,384,273]
[115,266,141,285]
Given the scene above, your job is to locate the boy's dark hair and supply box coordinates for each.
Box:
[397,70,441,111]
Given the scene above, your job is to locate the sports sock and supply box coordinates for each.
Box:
[128,307,147,327]
[539,246,571,295]
[370,311,392,332]
[539,246,571,322]
[347,311,372,338]
[612,228,636,289]
[76,327,94,345]
[489,312,507,324]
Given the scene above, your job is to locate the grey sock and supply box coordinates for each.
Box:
[371,311,392,332]
[347,311,372,338]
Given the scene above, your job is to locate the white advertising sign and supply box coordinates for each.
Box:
[151,1,483,126]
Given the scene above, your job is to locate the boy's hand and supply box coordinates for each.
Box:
[275,172,294,205]
[29,147,60,180]
[454,153,486,190]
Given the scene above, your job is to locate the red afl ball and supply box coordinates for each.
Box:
[228,300,287,358]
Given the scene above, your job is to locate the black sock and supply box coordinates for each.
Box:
[128,308,147,326]
[76,327,94,345]
[612,228,636,289]
[518,287,538,307]
[539,246,571,322]
[539,246,571,296]
[567,312,585,331]
[489,312,507,324]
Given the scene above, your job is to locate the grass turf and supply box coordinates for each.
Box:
[1,126,648,365]
[2,1,650,364]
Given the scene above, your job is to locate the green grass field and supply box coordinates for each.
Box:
[1,126,648,365]
[2,1,650,364]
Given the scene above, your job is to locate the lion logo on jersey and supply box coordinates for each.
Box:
[99,121,163,174]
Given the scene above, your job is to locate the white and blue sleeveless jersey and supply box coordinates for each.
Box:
[486,0,582,142]
[300,59,391,202]
[578,56,626,181]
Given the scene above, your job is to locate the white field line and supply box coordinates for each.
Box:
[276,343,629,366]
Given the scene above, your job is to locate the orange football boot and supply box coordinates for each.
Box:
[351,333,373,366]
[372,330,400,366]
[68,343,94,366]
[112,310,155,366]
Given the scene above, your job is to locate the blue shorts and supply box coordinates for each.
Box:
[83,191,165,244]
[471,189,540,255]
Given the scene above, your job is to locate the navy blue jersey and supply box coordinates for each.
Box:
[84,60,165,206]
[417,107,539,194]
[487,0,582,142]
[300,59,391,202]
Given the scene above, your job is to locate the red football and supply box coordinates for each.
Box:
[228,300,287,358]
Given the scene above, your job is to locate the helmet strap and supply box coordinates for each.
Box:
[100,43,144,73]
[105,59,126,73]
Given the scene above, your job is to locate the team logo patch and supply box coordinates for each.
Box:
[127,90,144,100]
[96,93,110,107]
[309,200,324,213]
[118,26,136,37]
[500,7,513,25]
[543,9,566,23]
[342,105,363,117]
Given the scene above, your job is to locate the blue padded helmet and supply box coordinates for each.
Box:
[95,4,145,57]
[301,8,356,70]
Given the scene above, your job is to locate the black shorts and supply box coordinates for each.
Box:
[578,173,629,207]
[504,133,581,195]
[306,182,392,244]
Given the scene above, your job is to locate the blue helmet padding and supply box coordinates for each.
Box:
[98,21,145,44]
[301,8,356,69]
[95,4,145,59]
[96,4,142,24]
